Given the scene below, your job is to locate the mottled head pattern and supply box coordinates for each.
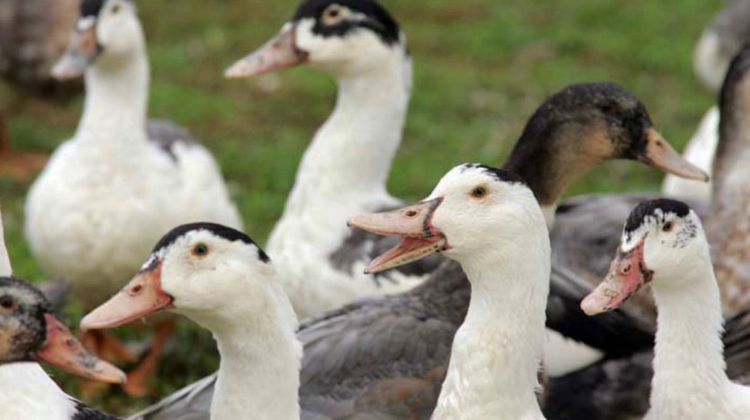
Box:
[0,277,52,363]
[623,199,696,249]
[292,0,401,45]
[150,223,270,265]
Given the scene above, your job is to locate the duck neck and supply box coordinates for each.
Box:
[715,75,750,202]
[194,291,302,420]
[650,248,731,410]
[434,226,550,419]
[283,51,411,213]
[76,47,149,152]
[502,122,604,215]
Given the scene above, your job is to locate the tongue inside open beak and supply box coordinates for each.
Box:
[348,198,447,274]
[581,240,652,316]
[35,314,126,383]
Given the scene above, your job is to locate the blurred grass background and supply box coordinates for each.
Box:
[0,0,722,415]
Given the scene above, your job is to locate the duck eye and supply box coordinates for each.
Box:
[662,221,674,233]
[0,295,14,310]
[192,243,209,257]
[322,5,346,25]
[470,186,487,199]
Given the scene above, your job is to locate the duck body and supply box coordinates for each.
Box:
[132,82,707,420]
[82,223,303,420]
[25,0,241,309]
[581,199,750,420]
[226,0,445,319]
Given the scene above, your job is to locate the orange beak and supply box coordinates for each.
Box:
[639,128,709,182]
[35,314,125,383]
[224,25,309,78]
[348,198,447,274]
[581,240,653,316]
[80,261,173,330]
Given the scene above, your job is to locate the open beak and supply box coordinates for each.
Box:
[639,128,710,182]
[80,261,173,330]
[35,314,125,383]
[224,25,309,78]
[581,240,653,316]
[348,198,447,274]
[51,18,100,80]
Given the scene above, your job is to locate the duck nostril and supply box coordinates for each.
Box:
[65,338,76,349]
[405,210,418,217]
[131,285,143,294]
[622,264,631,274]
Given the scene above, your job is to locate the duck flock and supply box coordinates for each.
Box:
[1,0,750,419]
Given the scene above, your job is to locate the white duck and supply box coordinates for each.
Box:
[662,0,750,203]
[224,0,441,318]
[24,0,242,393]
[0,210,124,420]
[582,198,750,420]
[81,223,302,420]
[349,163,551,419]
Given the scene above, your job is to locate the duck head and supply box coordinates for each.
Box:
[581,199,706,315]
[0,277,125,383]
[51,0,144,80]
[349,164,545,273]
[504,83,709,208]
[225,0,407,79]
[81,223,281,332]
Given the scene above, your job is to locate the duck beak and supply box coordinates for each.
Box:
[348,198,447,274]
[224,24,309,78]
[81,261,172,330]
[639,128,710,182]
[581,240,653,316]
[35,314,126,383]
[51,18,101,80]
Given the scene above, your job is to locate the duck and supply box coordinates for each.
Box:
[540,44,750,420]
[350,163,551,419]
[0,208,123,420]
[24,0,242,395]
[130,82,708,420]
[580,199,750,420]
[553,44,750,337]
[662,0,750,203]
[0,0,81,181]
[224,0,443,319]
[81,223,303,420]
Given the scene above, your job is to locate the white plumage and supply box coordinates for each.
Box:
[24,0,241,309]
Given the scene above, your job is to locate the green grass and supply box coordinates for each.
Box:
[1,0,721,415]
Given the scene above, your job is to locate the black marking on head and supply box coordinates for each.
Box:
[461,163,527,185]
[624,199,691,234]
[81,0,106,17]
[292,0,401,46]
[0,277,52,362]
[71,399,116,419]
[152,223,271,264]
